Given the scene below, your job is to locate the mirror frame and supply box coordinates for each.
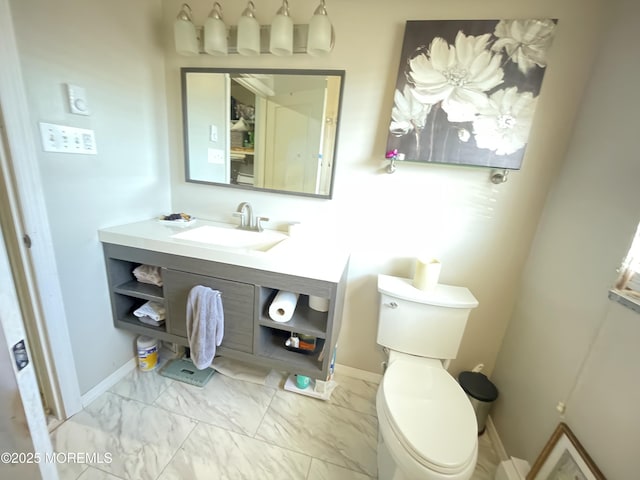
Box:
[181,67,345,199]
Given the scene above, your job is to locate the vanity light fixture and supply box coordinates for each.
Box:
[237,1,261,56]
[173,1,335,56]
[174,3,199,56]
[307,0,333,56]
[204,2,228,55]
[269,0,293,56]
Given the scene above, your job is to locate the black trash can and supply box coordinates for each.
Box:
[458,371,499,435]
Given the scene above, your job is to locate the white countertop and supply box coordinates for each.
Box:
[98,218,349,283]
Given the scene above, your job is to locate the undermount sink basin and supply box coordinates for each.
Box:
[171,225,288,252]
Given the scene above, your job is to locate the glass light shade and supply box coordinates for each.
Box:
[307,13,332,56]
[237,15,261,56]
[174,4,199,56]
[204,17,228,55]
[270,14,293,56]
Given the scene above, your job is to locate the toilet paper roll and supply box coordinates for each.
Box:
[268,291,299,323]
[308,295,330,312]
[413,257,441,292]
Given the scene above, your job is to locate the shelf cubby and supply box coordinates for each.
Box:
[258,289,328,338]
[113,280,163,303]
[256,327,325,375]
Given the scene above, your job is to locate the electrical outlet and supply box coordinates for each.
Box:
[207,148,225,164]
[39,122,97,155]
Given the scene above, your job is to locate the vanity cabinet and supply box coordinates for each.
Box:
[101,242,347,379]
[163,269,254,354]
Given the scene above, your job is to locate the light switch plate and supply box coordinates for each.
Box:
[39,122,97,155]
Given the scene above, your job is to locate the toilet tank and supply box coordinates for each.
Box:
[377,274,478,359]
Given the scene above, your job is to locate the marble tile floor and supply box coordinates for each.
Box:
[51,363,500,480]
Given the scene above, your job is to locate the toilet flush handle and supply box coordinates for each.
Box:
[385,301,398,309]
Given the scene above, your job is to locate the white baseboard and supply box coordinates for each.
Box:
[81,358,136,408]
[335,363,382,384]
[486,415,509,461]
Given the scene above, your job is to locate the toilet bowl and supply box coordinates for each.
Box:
[375,275,480,480]
[376,354,478,480]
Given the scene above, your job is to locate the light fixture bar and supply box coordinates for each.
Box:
[195,24,310,55]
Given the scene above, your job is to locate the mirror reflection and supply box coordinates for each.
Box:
[181,68,344,198]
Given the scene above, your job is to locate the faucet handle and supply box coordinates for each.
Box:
[255,216,269,232]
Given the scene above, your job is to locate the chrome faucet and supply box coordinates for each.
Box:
[233,202,269,232]
[234,202,253,229]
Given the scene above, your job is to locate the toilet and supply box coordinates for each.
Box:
[376,274,479,480]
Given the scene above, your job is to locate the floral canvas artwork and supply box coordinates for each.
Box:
[386,19,558,169]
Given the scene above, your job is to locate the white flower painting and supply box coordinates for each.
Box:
[386,19,558,169]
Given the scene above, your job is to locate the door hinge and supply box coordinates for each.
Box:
[23,234,32,248]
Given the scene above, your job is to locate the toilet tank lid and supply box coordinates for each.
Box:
[378,274,478,308]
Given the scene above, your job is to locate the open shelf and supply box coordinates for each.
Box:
[258,290,328,338]
[112,293,165,332]
[230,147,255,156]
[114,280,163,303]
[259,302,327,338]
[116,312,166,334]
[114,314,187,345]
[256,327,325,374]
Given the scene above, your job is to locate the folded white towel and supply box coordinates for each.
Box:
[186,286,224,370]
[138,315,165,327]
[133,265,163,287]
[133,301,165,322]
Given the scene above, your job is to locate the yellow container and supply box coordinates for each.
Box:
[137,336,158,371]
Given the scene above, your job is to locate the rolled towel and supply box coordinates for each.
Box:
[268,291,299,323]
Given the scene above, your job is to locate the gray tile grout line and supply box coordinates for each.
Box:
[251,390,376,478]
[251,385,278,439]
[63,390,200,480]
[62,369,497,480]
[83,465,127,480]
[153,418,200,480]
[101,369,379,478]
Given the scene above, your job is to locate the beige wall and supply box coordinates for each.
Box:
[164,0,606,376]
[492,0,640,476]
[9,0,171,394]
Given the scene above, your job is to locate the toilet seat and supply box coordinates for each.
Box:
[379,357,477,475]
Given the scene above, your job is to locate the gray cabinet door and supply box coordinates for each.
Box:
[164,269,254,353]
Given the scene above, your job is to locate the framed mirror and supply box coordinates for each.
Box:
[181,68,345,199]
